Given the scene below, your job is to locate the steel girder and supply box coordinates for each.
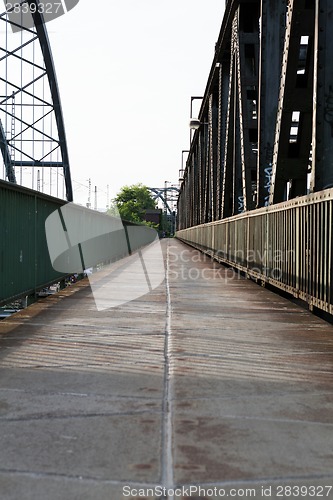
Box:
[257,0,286,207]
[0,0,73,201]
[148,187,180,217]
[177,0,333,231]
[269,0,315,204]
[310,0,333,191]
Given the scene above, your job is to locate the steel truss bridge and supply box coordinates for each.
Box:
[1,0,333,318]
[148,186,180,217]
[0,0,72,201]
[177,0,333,316]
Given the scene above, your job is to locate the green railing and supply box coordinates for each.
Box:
[0,180,67,306]
[1,180,157,306]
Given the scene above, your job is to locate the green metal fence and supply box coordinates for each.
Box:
[1,181,158,307]
[176,188,333,315]
[0,180,67,306]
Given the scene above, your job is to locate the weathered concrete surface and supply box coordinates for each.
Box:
[0,239,333,499]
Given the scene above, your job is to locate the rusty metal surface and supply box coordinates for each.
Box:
[0,239,333,499]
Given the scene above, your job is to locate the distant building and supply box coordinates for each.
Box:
[144,209,162,226]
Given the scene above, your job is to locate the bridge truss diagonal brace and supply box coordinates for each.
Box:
[222,4,259,217]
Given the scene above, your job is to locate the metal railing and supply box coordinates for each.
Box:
[176,189,333,315]
[0,180,67,306]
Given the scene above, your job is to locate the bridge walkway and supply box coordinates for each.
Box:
[0,239,333,500]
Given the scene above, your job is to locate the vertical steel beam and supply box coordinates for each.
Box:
[190,161,195,228]
[222,5,259,217]
[196,120,209,224]
[209,91,219,221]
[216,62,229,220]
[270,0,315,204]
[184,170,189,229]
[257,0,286,207]
[236,2,259,212]
[192,149,199,226]
[310,0,333,191]
[222,12,241,218]
[203,120,210,222]
[197,132,203,224]
[233,69,243,216]
[188,163,192,228]
[222,48,237,218]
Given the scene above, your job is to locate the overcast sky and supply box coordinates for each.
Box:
[48,0,225,208]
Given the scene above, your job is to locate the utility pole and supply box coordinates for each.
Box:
[106,184,109,210]
[164,180,169,235]
[87,178,91,208]
[94,186,97,211]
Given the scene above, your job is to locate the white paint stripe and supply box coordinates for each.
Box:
[160,241,174,499]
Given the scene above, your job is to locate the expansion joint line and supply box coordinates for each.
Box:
[160,240,174,499]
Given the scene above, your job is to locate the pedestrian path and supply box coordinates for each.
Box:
[0,239,333,500]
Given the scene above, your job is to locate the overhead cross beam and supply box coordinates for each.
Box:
[148,187,180,216]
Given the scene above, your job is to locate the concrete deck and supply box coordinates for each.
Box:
[0,239,333,500]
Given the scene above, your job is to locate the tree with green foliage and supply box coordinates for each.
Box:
[108,183,157,226]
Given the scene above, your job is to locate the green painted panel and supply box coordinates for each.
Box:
[1,181,158,306]
[0,180,66,305]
